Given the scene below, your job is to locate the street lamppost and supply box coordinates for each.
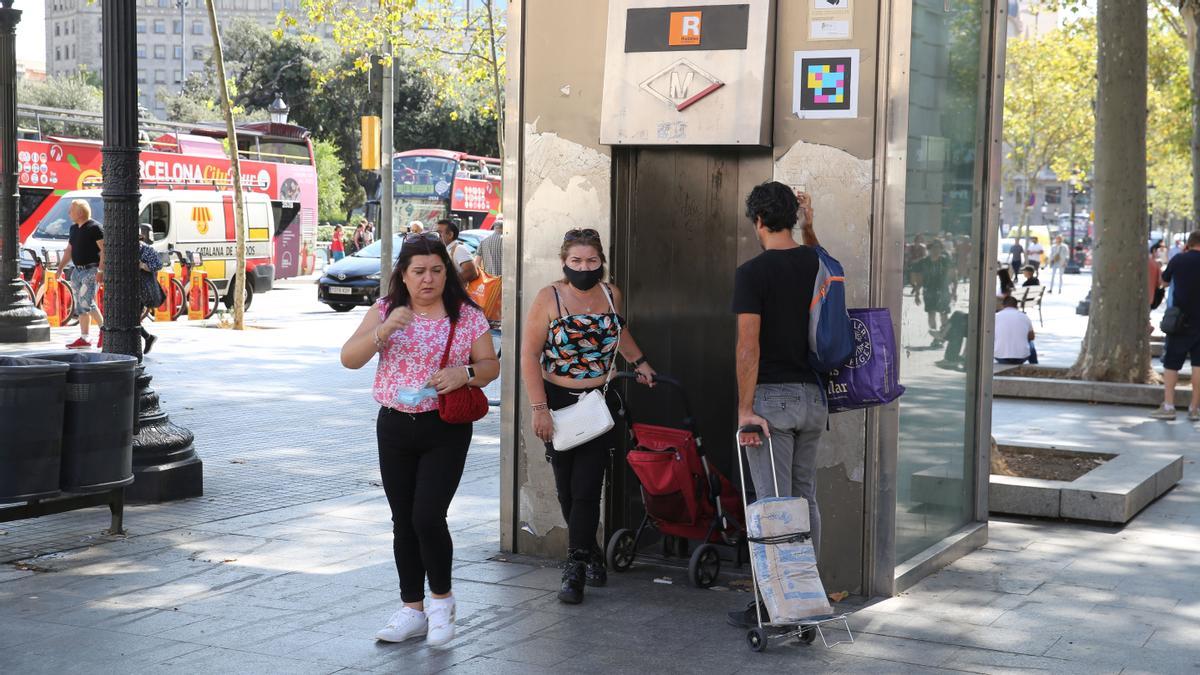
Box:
[268,92,289,124]
[0,0,49,343]
[176,0,187,86]
[1066,171,1082,274]
[103,0,202,501]
[1147,182,1157,240]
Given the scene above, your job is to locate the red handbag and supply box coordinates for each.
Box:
[437,316,489,424]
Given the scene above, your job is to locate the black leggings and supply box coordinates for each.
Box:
[544,381,617,552]
[377,407,471,603]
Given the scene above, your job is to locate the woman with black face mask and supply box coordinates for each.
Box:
[520,228,657,605]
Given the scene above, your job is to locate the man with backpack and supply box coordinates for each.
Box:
[729,182,834,627]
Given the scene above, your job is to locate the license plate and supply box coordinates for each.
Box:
[329,286,354,295]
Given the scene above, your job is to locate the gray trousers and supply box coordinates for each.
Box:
[746,382,826,558]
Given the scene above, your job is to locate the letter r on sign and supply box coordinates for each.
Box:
[669,11,702,46]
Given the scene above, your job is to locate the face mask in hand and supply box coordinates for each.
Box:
[562,265,604,291]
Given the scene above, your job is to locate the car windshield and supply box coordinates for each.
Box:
[32,197,105,239]
[352,235,405,259]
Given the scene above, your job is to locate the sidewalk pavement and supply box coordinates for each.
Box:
[3,280,1200,673]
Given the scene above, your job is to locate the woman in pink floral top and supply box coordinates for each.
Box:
[340,232,498,647]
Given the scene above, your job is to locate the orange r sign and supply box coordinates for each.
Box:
[669,11,702,46]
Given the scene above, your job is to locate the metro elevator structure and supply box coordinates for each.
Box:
[498,0,1007,596]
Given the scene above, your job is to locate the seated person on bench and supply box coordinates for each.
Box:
[995,295,1038,364]
[1019,265,1040,288]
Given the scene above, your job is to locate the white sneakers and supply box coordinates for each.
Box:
[375,606,427,643]
[375,596,456,647]
[425,596,456,647]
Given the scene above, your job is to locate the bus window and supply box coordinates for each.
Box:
[18,188,52,226]
[140,202,170,241]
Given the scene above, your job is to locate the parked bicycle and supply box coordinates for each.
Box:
[20,247,76,326]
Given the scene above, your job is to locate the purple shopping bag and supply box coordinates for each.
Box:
[826,308,905,413]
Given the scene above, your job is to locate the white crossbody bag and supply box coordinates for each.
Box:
[550,286,622,452]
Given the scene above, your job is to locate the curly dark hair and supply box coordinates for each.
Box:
[383,236,478,322]
[744,181,798,232]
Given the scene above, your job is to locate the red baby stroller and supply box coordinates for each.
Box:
[605,373,744,587]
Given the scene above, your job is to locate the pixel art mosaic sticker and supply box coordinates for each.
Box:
[793,49,860,119]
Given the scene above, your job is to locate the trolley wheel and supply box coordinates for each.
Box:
[747,627,767,652]
[606,528,636,573]
[799,626,817,645]
[688,543,720,588]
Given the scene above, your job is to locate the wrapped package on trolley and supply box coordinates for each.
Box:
[746,496,832,622]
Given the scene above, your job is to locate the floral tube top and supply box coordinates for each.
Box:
[542,312,624,379]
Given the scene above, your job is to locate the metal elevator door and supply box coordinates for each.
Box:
[608,146,771,557]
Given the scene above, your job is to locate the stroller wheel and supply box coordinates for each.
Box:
[606,528,636,572]
[688,543,721,588]
[747,627,768,652]
[799,625,817,645]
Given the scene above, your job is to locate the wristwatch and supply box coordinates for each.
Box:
[631,356,647,367]
[465,365,476,381]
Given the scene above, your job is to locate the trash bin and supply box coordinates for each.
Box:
[0,356,70,503]
[25,352,137,493]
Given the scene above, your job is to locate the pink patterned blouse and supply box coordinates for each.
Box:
[373,299,489,413]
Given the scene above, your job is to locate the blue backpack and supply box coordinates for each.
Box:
[807,246,855,374]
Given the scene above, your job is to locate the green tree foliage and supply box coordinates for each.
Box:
[1002,24,1096,236]
[280,0,506,161]
[313,138,346,221]
[17,73,103,139]
[165,17,499,216]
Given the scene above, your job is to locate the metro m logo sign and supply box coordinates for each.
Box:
[669,11,702,46]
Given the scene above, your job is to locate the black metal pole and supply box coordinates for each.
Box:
[1066,184,1080,274]
[0,0,49,344]
[103,0,202,502]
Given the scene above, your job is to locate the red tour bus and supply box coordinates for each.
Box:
[391,149,502,230]
[15,105,318,279]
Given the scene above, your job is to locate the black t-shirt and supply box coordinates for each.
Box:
[1022,277,1040,287]
[68,219,104,266]
[1163,249,1200,324]
[732,246,819,385]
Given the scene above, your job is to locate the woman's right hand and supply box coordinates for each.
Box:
[380,306,414,338]
[532,408,555,443]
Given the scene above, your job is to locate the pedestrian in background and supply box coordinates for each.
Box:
[1009,238,1024,278]
[994,295,1037,365]
[59,199,105,350]
[475,219,503,277]
[330,225,345,262]
[354,223,367,252]
[520,228,656,605]
[137,225,162,356]
[1047,235,1069,293]
[408,220,425,235]
[1025,236,1044,271]
[366,222,376,244]
[913,237,956,347]
[1151,231,1200,421]
[340,232,499,646]
[437,219,479,285]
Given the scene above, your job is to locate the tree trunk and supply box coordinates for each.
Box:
[1184,1,1200,229]
[485,0,504,164]
[207,0,247,330]
[1069,0,1153,382]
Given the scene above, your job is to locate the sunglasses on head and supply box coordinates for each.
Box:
[564,228,600,242]
[404,231,441,245]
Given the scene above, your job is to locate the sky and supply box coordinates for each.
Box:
[16,1,47,70]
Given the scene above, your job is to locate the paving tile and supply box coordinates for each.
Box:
[153,645,341,675]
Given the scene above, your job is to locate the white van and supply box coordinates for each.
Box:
[24,189,276,305]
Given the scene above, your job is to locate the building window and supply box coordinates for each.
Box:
[159,0,172,6]
[174,71,183,84]
[174,46,183,59]
[154,44,167,59]
[137,69,148,84]
[138,44,148,58]
[192,21,205,35]
[137,20,147,34]
[154,19,166,34]
[155,69,167,84]
[192,46,205,61]
[173,19,183,34]
[55,24,60,37]
[55,47,61,62]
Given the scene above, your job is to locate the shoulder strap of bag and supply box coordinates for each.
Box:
[439,314,458,369]
[601,283,622,393]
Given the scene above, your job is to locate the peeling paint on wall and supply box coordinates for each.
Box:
[776,140,872,482]
[515,124,614,554]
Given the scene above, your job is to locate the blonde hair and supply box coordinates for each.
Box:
[70,199,92,219]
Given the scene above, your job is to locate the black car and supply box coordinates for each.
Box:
[317,232,490,312]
